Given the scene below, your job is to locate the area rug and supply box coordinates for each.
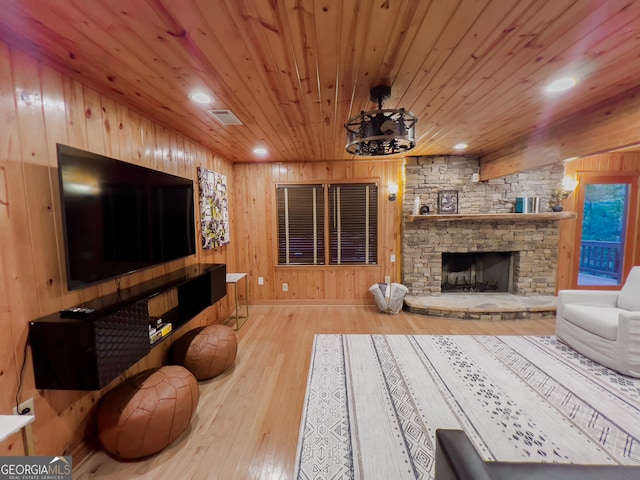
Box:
[294,335,640,479]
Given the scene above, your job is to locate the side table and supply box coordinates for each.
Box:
[0,414,35,455]
[226,273,249,330]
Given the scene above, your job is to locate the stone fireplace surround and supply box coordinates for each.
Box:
[404,217,559,295]
[402,156,564,296]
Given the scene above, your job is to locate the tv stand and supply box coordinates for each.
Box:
[29,263,226,390]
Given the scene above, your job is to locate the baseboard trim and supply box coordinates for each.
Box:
[248,299,376,306]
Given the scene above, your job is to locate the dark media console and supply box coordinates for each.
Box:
[29,263,226,390]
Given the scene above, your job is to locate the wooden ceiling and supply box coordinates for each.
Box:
[1,0,640,170]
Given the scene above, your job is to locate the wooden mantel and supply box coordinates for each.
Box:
[406,212,577,222]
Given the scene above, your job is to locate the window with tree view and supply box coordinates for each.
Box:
[577,180,632,287]
[277,183,378,265]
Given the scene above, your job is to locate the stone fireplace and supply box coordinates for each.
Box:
[402,156,565,296]
[404,216,560,295]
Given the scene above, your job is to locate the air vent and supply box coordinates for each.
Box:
[207,109,243,125]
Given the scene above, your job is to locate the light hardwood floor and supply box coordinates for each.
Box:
[73,305,555,479]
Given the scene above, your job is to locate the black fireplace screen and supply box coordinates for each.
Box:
[441,252,512,292]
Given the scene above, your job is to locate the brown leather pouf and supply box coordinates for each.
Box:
[97,365,199,459]
[171,324,238,380]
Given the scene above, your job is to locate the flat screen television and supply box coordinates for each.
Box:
[56,144,196,290]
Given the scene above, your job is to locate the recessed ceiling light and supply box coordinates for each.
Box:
[453,143,468,150]
[190,92,212,104]
[545,77,577,93]
[253,147,268,156]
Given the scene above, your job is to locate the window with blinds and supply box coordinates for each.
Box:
[276,182,378,265]
[329,183,377,264]
[277,185,325,265]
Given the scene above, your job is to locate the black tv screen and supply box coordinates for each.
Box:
[57,144,196,290]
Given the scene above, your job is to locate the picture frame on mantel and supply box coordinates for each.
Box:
[437,190,458,214]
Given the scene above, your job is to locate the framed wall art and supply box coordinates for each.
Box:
[197,166,230,249]
[437,190,459,214]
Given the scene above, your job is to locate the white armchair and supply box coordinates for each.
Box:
[556,266,640,378]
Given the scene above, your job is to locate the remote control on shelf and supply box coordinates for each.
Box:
[59,307,95,319]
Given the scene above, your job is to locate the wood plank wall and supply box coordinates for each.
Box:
[232,160,403,303]
[0,41,234,460]
[557,153,640,291]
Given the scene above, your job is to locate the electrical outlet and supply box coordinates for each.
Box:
[390,254,396,263]
[13,397,35,417]
[282,283,288,292]
[384,276,391,284]
[258,276,264,285]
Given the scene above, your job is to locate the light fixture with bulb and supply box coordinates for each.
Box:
[388,182,399,201]
[253,146,268,156]
[562,176,578,192]
[345,85,417,156]
[189,92,213,104]
[545,77,578,93]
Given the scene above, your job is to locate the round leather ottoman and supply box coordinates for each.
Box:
[171,324,238,380]
[97,365,199,459]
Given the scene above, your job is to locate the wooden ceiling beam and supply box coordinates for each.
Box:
[479,85,640,180]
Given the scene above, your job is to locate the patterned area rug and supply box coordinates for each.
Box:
[294,335,640,479]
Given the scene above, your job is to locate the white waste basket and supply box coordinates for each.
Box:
[369,282,408,314]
